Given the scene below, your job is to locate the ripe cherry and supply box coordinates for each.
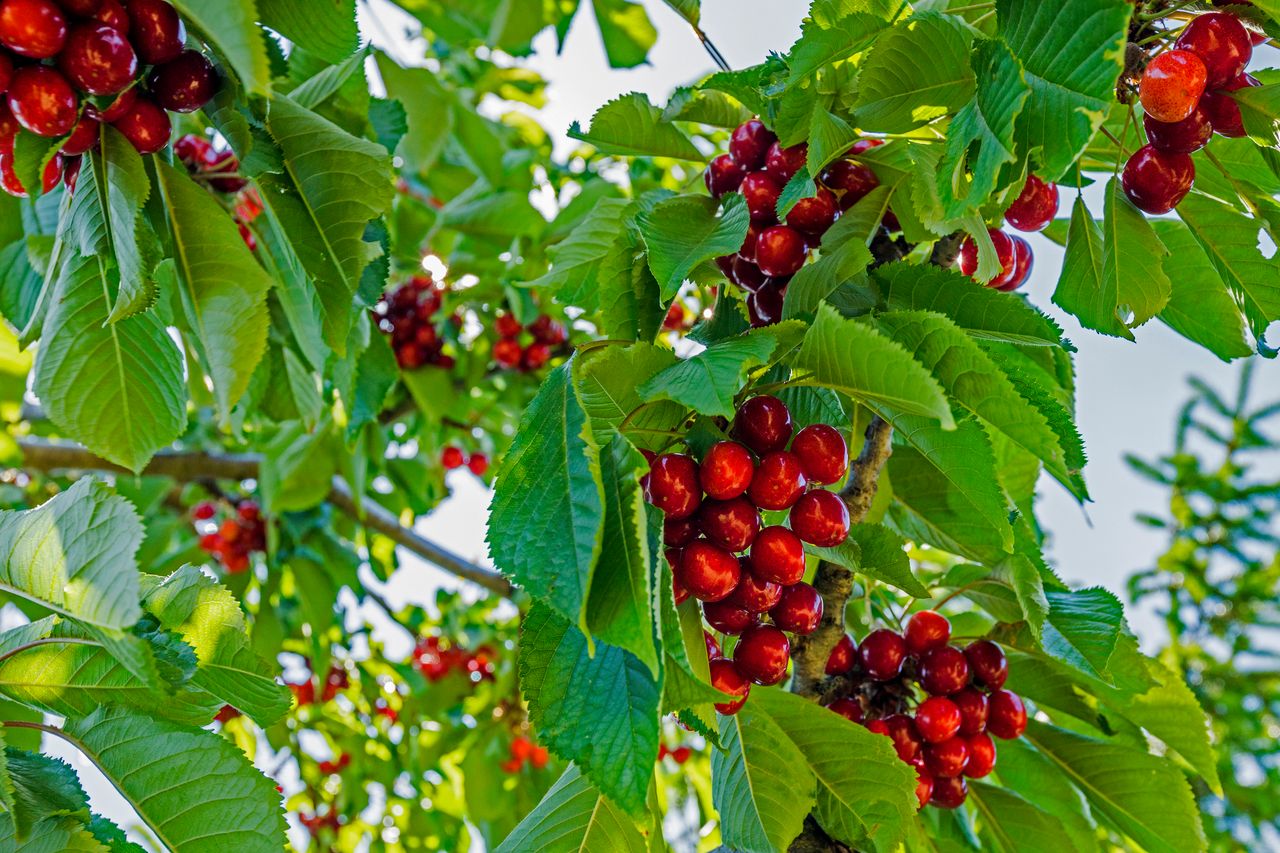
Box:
[786,188,838,236]
[930,775,967,809]
[747,451,807,510]
[700,440,755,500]
[923,735,969,778]
[1201,71,1259,138]
[148,49,217,113]
[680,540,741,602]
[492,337,521,367]
[731,256,766,292]
[61,0,102,13]
[1175,12,1252,88]
[0,149,23,197]
[647,453,701,519]
[494,312,521,337]
[442,447,464,469]
[467,453,489,476]
[663,516,699,547]
[884,714,923,762]
[61,153,79,190]
[530,315,567,345]
[206,149,246,192]
[728,566,782,613]
[729,119,775,171]
[7,66,77,137]
[1003,236,1033,291]
[987,689,1027,739]
[698,497,760,552]
[790,424,848,485]
[764,141,806,183]
[914,771,934,810]
[738,224,760,260]
[61,112,100,155]
[741,171,783,224]
[770,581,823,634]
[1144,104,1213,154]
[749,525,806,584]
[1004,175,1058,232]
[709,658,750,714]
[964,640,1009,689]
[859,629,906,681]
[703,630,721,660]
[755,224,807,277]
[705,152,745,198]
[92,0,128,31]
[97,85,135,122]
[904,610,950,656]
[703,597,754,634]
[110,94,170,154]
[819,159,878,210]
[1122,144,1195,214]
[953,687,989,736]
[0,50,10,95]
[826,634,856,675]
[735,396,797,456]
[1140,50,1207,123]
[521,342,552,371]
[789,489,850,547]
[958,228,1018,288]
[963,732,997,778]
[919,646,971,696]
[59,23,137,95]
[126,0,185,65]
[827,697,862,723]
[733,623,791,685]
[0,0,66,58]
[0,100,15,148]
[915,696,962,743]
[746,277,786,327]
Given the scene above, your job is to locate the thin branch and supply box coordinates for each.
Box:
[692,24,731,73]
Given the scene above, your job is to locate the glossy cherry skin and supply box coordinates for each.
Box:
[1122,144,1194,214]
[1202,72,1259,138]
[647,453,701,519]
[924,734,969,778]
[914,771,934,810]
[740,171,783,224]
[680,540,741,602]
[60,112,100,155]
[734,394,793,454]
[790,424,848,484]
[904,610,950,656]
[1004,175,1058,232]
[920,646,971,696]
[915,696,962,744]
[731,256,766,292]
[709,657,750,714]
[739,223,760,260]
[59,23,137,96]
[110,94,169,154]
[734,623,791,685]
[884,714,923,762]
[93,0,128,30]
[0,0,66,58]
[749,525,806,585]
[957,228,1017,288]
[859,629,906,681]
[704,630,722,660]
[698,497,761,552]
[771,581,823,634]
[729,118,775,171]
[728,566,783,613]
[987,689,1027,739]
[764,141,806,183]
[704,597,754,635]
[97,85,135,122]
[670,556,689,604]
[930,775,967,808]
[748,451,807,510]
[148,49,217,112]
[0,149,23,197]
[1176,12,1252,88]
[7,66,77,137]
[827,696,863,723]
[1003,235,1033,291]
[705,152,745,198]
[0,99,16,149]
[755,224,807,277]
[126,0,185,65]
[964,640,1009,689]
[1144,104,1213,154]
[786,188,838,236]
[663,516,699,547]
[820,159,878,210]
[953,687,989,736]
[1140,49,1207,123]
[789,489,850,547]
[826,634,856,675]
[746,277,786,328]
[963,732,997,778]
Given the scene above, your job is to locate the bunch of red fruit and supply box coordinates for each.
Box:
[955,174,1058,291]
[316,752,351,776]
[375,274,457,370]
[1128,11,1258,214]
[441,445,488,477]
[0,0,219,197]
[657,742,693,765]
[821,610,1026,811]
[492,311,568,372]
[502,734,549,773]
[286,664,350,706]
[174,132,260,250]
[411,634,496,683]
[298,809,341,837]
[193,499,264,574]
[645,394,852,713]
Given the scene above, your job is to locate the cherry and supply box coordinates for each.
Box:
[923,735,969,778]
[705,152,745,198]
[848,138,884,156]
[494,312,521,337]
[914,771,934,810]
[92,0,127,31]
[747,451,807,510]
[700,440,755,500]
[698,497,760,552]
[728,119,775,171]
[467,453,488,476]
[731,256,766,292]
[1140,49,1207,123]
[529,315,567,345]
[0,0,66,58]
[728,566,782,613]
[670,555,689,605]
[192,501,217,520]
[703,630,721,660]
[930,775,967,809]
[915,696,962,743]
[97,85,134,122]
[733,395,795,455]
[764,141,806,183]
[987,689,1027,739]
[0,100,15,149]
[1175,12,1252,88]
[963,640,1008,689]
[110,94,169,154]
[953,688,989,736]
[733,623,790,685]
[770,581,822,634]
[741,171,783,224]
[709,658,750,714]
[866,719,890,737]
[790,424,848,485]
[826,634,856,675]
[61,112,100,155]
[7,66,77,137]
[60,0,102,13]
[1122,144,1194,214]
[0,51,10,95]
[884,714,923,762]
[441,446,464,469]
[786,188,838,236]
[749,525,806,584]
[957,228,1018,288]
[1003,175,1058,232]
[738,224,760,260]
[789,489,850,547]
[819,159,879,210]
[646,453,701,519]
[125,0,185,65]
[522,342,552,370]
[827,697,863,723]
[963,732,997,778]
[148,49,217,112]
[746,278,786,327]
[493,337,521,367]
[0,149,23,197]
[59,23,136,95]
[1003,235,1033,291]
[919,646,970,696]
[904,610,951,656]
[663,516,699,547]
[680,540,740,602]
[755,224,807,277]
[858,629,906,680]
[206,150,246,192]
[703,597,754,634]
[1201,71,1259,138]
[1144,104,1213,154]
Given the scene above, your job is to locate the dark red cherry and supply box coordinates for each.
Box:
[647,453,701,519]
[1175,12,1252,87]
[1003,175,1058,232]
[741,171,783,224]
[826,634,856,675]
[110,94,169,154]
[770,581,823,634]
[60,112,99,155]
[747,451,807,511]
[920,646,971,696]
[0,100,16,149]
[953,688,989,736]
[924,736,969,778]
[755,224,807,277]
[964,640,1008,689]
[700,441,755,500]
[0,149,23,197]
[731,256,766,292]
[790,424,848,485]
[915,697,962,743]
[826,697,863,723]
[963,732,996,778]
[904,610,950,656]
[698,497,761,553]
[91,0,127,31]
[728,566,782,613]
[749,525,806,585]
[848,138,884,155]
[59,0,102,13]
[883,714,923,762]
[704,597,755,635]
[0,51,11,95]
[1144,104,1213,154]
[746,278,786,327]
[663,516,699,547]
[786,188,838,236]
[61,152,80,189]
[764,141,806,183]
[1201,71,1259,138]
[709,657,750,714]
[59,23,137,96]
[97,85,135,122]
[7,66,77,137]
[206,150,247,192]
[957,228,1017,288]
[148,49,217,113]
[819,159,878,209]
[729,119,775,171]
[789,489,849,547]
[733,623,790,685]
[705,152,746,198]
[1002,235,1033,292]
[1140,49,1207,123]
[125,0,185,65]
[733,395,793,455]
[679,540,741,602]
[930,776,967,808]
[739,223,760,261]
[1122,144,1195,214]
[987,690,1027,739]
[858,629,906,681]
[0,0,66,58]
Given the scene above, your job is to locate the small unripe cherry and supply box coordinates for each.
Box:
[953,687,989,736]
[924,736,970,778]
[748,451,807,510]
[729,118,775,171]
[790,424,848,485]
[647,453,701,519]
[1121,144,1194,215]
[755,224,807,277]
[904,610,951,656]
[700,440,755,500]
[987,689,1027,739]
[963,732,997,778]
[786,188,838,236]
[740,171,783,224]
[1140,49,1208,123]
[764,141,807,183]
[858,629,906,681]
[733,394,793,454]
[698,497,761,553]
[728,566,782,613]
[703,597,754,635]
[709,658,750,714]
[749,525,806,585]
[964,640,1009,689]
[733,623,791,685]
[1003,175,1058,232]
[919,646,971,696]
[915,696,962,743]
[826,696,862,723]
[930,775,967,809]
[789,489,850,547]
[705,152,745,198]
[825,634,856,675]
[1175,11,1252,88]
[679,540,741,602]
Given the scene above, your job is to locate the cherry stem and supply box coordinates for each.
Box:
[692,25,731,73]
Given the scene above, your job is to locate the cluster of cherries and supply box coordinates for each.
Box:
[501,734,550,773]
[657,742,693,765]
[193,498,265,574]
[956,175,1059,291]
[298,809,341,837]
[441,445,489,477]
[645,394,853,713]
[411,634,496,683]
[821,611,1027,810]
[174,132,260,250]
[706,119,890,327]
[0,0,219,197]
[375,274,458,370]
[317,752,352,776]
[286,664,350,707]
[1128,11,1259,214]
[492,311,568,372]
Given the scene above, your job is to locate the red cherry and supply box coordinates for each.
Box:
[915,697,962,743]
[748,451,807,510]
[670,557,689,604]
[919,646,971,696]
[703,630,721,660]
[746,278,786,327]
[740,171,783,224]
[770,581,822,634]
[957,228,1017,287]
[680,540,740,602]
[647,453,701,519]
[1144,104,1213,154]
[0,149,23,197]
[858,629,906,680]
[827,697,862,723]
[866,719,890,737]
[494,312,521,337]
[110,94,169,154]
[0,100,15,148]
[1003,175,1058,232]
[39,151,61,192]
[0,0,67,58]
[663,516,699,547]
[705,152,745,198]
[914,771,934,810]
[733,623,790,685]
[953,688,989,736]
[1002,235,1033,292]
[1121,144,1195,215]
[467,453,488,476]
[987,690,1027,739]
[61,112,100,156]
[755,224,807,277]
[206,150,246,192]
[703,597,754,634]
[699,441,755,500]
[786,188,838,236]
[733,395,792,454]
[1201,71,1259,138]
[521,342,551,370]
[764,141,806,183]
[848,138,884,155]
[964,640,1009,689]
[698,497,761,553]
[492,336,521,367]
[7,66,77,137]
[1175,12,1252,88]
[236,500,259,522]
[148,49,217,113]
[728,119,775,171]
[530,315,567,345]
[904,610,951,656]
[125,0,185,65]
[826,634,856,675]
[58,23,136,95]
[731,256,766,292]
[930,775,967,808]
[97,85,135,122]
[192,501,217,520]
[819,159,878,209]
[790,424,848,485]
[924,736,970,778]
[91,0,127,30]
[884,714,923,762]
[60,0,102,13]
[709,658,750,714]
[728,566,782,613]
[0,51,11,95]
[963,732,997,778]
[788,489,850,547]
[749,525,806,584]
[1140,49,1207,123]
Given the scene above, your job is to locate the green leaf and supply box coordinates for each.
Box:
[374,54,454,174]
[786,12,884,84]
[661,87,751,127]
[568,93,702,160]
[528,197,632,292]
[590,0,657,69]
[574,343,685,450]
[997,0,1131,180]
[782,185,886,319]
[853,12,975,133]
[59,706,287,852]
[968,782,1092,853]
[991,738,1098,852]
[258,0,357,63]
[1150,220,1252,360]
[5,748,89,840]
[1039,587,1124,681]
[496,764,653,853]
[171,0,272,95]
[1231,80,1280,147]
[519,603,660,817]
[638,194,749,300]
[848,522,928,597]
[794,304,954,428]
[594,233,666,341]
[488,365,604,627]
[257,419,338,512]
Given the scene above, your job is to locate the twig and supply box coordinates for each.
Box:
[692,25,731,73]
